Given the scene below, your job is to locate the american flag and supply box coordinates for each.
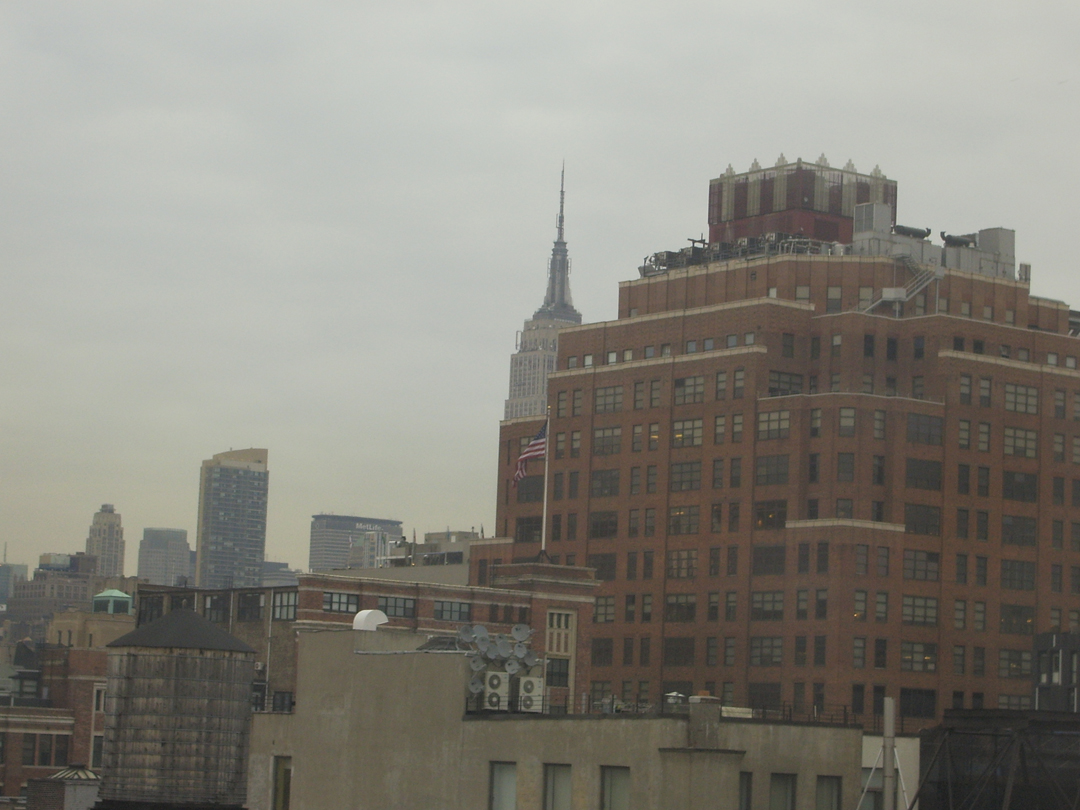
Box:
[513,423,548,484]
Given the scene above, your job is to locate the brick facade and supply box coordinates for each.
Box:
[483,250,1080,728]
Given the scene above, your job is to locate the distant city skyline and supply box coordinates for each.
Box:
[2,3,1077,574]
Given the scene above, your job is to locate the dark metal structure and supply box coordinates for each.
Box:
[912,710,1080,810]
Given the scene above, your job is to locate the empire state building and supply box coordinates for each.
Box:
[504,170,582,419]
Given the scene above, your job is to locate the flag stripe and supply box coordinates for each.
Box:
[513,424,548,483]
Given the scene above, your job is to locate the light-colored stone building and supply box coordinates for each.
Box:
[505,170,582,420]
[85,505,123,579]
[248,627,872,810]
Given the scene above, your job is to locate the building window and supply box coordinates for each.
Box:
[998,649,1033,678]
[750,591,784,621]
[377,596,416,618]
[590,469,620,498]
[204,594,228,623]
[1000,604,1035,635]
[673,376,705,405]
[593,427,622,456]
[907,413,943,445]
[1001,560,1036,590]
[905,458,942,490]
[662,637,695,666]
[1004,383,1038,414]
[758,410,791,440]
[1001,515,1037,546]
[665,594,697,622]
[670,462,702,491]
[832,452,853,482]
[756,455,789,485]
[1002,471,1038,502]
[904,504,941,536]
[672,419,703,447]
[600,766,631,810]
[588,512,619,539]
[749,637,783,666]
[666,549,698,579]
[490,762,517,810]
[903,549,940,581]
[594,596,615,623]
[433,601,470,622]
[594,386,623,413]
[668,506,700,535]
[754,500,787,530]
[516,517,542,543]
[272,591,298,621]
[544,764,572,810]
[714,415,726,444]
[767,371,801,396]
[902,595,938,626]
[1003,427,1038,458]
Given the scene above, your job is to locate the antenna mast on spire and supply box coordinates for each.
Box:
[556,161,565,243]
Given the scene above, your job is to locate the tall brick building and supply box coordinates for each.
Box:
[480,158,1080,728]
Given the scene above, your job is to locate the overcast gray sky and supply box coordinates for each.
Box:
[2,1,1078,573]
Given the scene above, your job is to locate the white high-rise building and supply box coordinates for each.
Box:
[504,170,582,419]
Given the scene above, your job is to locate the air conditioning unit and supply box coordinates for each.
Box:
[518,676,544,713]
[254,662,265,672]
[485,671,509,711]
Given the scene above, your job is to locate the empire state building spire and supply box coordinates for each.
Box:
[535,165,581,325]
[503,168,584,420]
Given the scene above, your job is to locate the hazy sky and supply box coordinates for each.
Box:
[2,1,1078,573]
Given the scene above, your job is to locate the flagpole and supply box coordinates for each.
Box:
[540,408,551,557]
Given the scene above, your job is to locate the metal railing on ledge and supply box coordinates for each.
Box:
[465,694,864,726]
[0,695,52,708]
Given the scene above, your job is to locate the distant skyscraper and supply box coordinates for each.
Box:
[86,504,124,578]
[138,528,192,586]
[504,169,583,419]
[0,564,28,604]
[308,515,403,571]
[196,449,269,589]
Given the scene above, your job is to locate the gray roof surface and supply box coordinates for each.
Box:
[106,608,255,653]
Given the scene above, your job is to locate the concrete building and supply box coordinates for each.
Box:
[135,561,598,718]
[483,158,1080,730]
[196,448,269,589]
[85,505,123,579]
[505,169,583,420]
[307,514,402,571]
[247,625,874,810]
[136,528,191,587]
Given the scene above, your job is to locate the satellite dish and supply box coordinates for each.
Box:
[476,636,490,652]
[523,651,538,668]
[468,675,485,694]
[458,625,476,643]
[485,647,499,660]
[511,624,531,642]
[473,625,490,642]
[505,659,521,675]
[513,643,527,658]
[352,609,389,631]
[470,657,487,672]
[496,638,513,657]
